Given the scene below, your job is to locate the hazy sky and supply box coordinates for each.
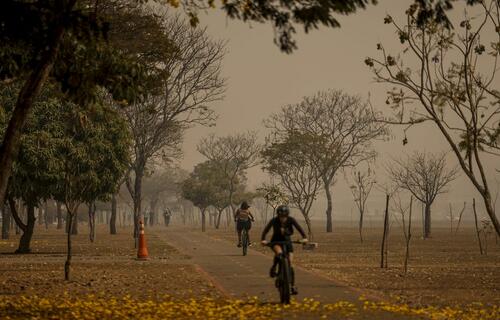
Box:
[173,1,500,220]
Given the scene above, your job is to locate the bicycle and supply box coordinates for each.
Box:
[241,227,249,256]
[265,240,304,304]
[237,218,254,256]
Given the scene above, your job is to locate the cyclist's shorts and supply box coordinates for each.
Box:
[271,237,294,253]
[237,219,251,231]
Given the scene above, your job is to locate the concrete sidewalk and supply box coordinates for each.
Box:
[156,227,361,303]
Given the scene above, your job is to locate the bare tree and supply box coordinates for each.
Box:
[455,202,467,234]
[265,89,387,233]
[448,202,466,235]
[393,194,413,275]
[261,131,322,238]
[349,168,376,242]
[117,11,226,241]
[197,132,260,215]
[388,152,458,238]
[366,0,500,236]
[257,181,290,212]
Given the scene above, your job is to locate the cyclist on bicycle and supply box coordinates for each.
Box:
[261,204,308,295]
[235,201,255,247]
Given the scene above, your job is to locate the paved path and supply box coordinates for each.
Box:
[156,227,361,303]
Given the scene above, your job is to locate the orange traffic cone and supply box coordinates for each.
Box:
[137,219,149,260]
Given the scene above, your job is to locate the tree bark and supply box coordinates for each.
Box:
[71,211,78,235]
[302,212,313,240]
[37,206,43,225]
[56,201,63,229]
[359,209,364,243]
[88,202,96,242]
[65,212,74,281]
[225,207,231,228]
[132,166,144,244]
[1,204,10,239]
[455,202,466,235]
[181,205,186,225]
[424,203,432,238]
[324,181,333,233]
[404,196,413,275]
[482,193,500,237]
[44,201,50,229]
[150,198,158,226]
[472,198,483,255]
[215,209,223,229]
[110,193,117,234]
[16,204,36,253]
[201,208,206,232]
[380,194,390,268]
[0,10,70,209]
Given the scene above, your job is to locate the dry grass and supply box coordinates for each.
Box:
[206,220,500,307]
[0,225,218,300]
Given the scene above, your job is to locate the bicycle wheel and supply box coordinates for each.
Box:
[279,257,291,304]
[242,229,248,256]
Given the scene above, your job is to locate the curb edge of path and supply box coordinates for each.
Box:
[193,263,231,299]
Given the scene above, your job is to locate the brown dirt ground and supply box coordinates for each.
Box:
[1,220,498,310]
[205,221,500,308]
[0,225,220,300]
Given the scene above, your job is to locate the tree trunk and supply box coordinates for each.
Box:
[482,194,500,237]
[472,198,483,255]
[65,212,74,281]
[110,193,117,235]
[181,205,186,225]
[71,211,78,235]
[132,166,144,245]
[44,201,50,229]
[37,207,43,225]
[226,207,231,227]
[0,14,69,209]
[201,208,206,232]
[56,202,63,229]
[404,196,413,275]
[324,182,333,233]
[359,209,364,243]
[2,204,10,239]
[380,194,390,268]
[215,210,223,229]
[17,204,36,253]
[150,198,157,227]
[424,203,431,238]
[302,212,313,240]
[88,202,96,242]
[455,202,466,235]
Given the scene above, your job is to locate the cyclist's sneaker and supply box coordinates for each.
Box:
[291,286,298,295]
[248,242,253,247]
[269,267,277,278]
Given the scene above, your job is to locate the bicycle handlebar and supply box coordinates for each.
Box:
[263,240,307,247]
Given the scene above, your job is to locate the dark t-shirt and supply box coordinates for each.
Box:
[261,216,306,241]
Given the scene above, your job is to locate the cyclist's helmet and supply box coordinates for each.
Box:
[241,201,250,210]
[276,205,290,217]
